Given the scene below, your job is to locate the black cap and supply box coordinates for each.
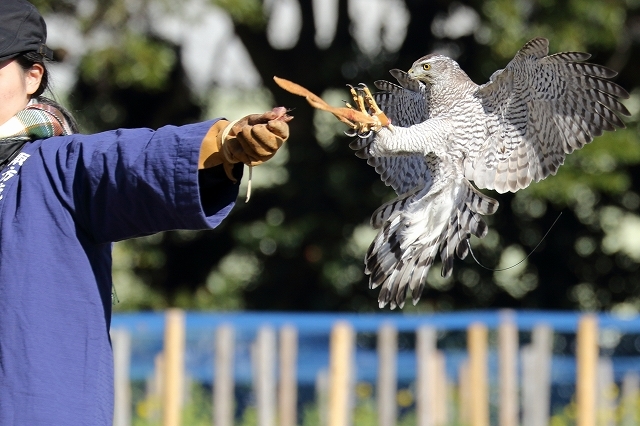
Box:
[0,0,53,63]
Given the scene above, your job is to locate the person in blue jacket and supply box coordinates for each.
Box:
[0,0,292,423]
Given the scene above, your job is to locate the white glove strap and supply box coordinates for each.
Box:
[220,117,254,203]
[220,118,243,147]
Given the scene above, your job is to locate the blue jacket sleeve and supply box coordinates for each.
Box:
[39,120,243,243]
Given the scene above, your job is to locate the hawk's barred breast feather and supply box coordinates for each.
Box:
[349,38,629,309]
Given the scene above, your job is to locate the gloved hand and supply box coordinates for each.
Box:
[199,107,293,182]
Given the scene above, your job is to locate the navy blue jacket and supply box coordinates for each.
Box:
[0,120,241,424]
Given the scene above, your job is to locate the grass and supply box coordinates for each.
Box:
[129,380,640,426]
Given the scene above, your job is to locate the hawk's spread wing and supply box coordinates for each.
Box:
[350,69,432,196]
[465,37,630,193]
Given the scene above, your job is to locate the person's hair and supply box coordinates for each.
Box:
[15,51,79,133]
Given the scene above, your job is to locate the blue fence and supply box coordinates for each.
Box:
[111,310,640,389]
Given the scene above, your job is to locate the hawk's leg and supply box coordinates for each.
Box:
[344,83,391,137]
[359,84,388,122]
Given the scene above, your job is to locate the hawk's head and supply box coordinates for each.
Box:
[408,54,461,85]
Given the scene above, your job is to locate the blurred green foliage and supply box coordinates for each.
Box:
[130,381,433,426]
[81,33,176,90]
[130,379,640,426]
[36,0,640,313]
[210,0,266,28]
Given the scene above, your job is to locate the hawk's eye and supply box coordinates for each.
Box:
[422,63,431,71]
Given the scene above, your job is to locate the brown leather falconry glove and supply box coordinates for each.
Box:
[199,107,293,182]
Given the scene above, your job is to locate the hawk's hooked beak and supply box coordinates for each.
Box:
[408,67,431,84]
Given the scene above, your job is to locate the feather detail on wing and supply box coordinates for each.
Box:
[366,177,498,309]
[466,37,630,193]
[350,69,433,195]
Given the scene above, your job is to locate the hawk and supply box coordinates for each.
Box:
[343,38,629,309]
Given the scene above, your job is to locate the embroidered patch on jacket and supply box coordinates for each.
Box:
[0,152,30,201]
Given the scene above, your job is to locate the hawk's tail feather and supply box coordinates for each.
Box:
[369,185,427,229]
[456,239,470,259]
[366,215,403,280]
[386,236,440,309]
[439,192,491,278]
[465,184,499,215]
[365,179,498,309]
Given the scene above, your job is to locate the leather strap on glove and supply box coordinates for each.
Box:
[199,107,293,182]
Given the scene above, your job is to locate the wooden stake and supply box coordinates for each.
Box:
[530,325,553,426]
[279,325,298,426]
[416,326,437,426]
[253,326,277,426]
[112,328,132,426]
[596,358,616,426]
[434,350,448,426]
[458,360,470,426]
[498,313,518,426]
[316,369,329,426]
[521,345,534,426]
[214,324,235,426]
[153,352,164,399]
[620,371,639,426]
[576,314,598,426]
[162,309,186,426]
[468,322,489,426]
[328,321,355,426]
[377,323,398,426]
